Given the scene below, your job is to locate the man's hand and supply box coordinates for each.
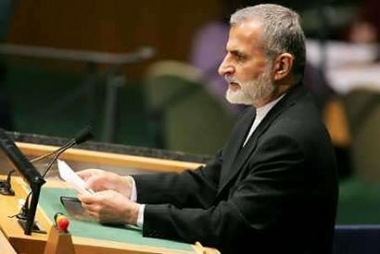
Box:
[77,169,132,199]
[78,190,140,225]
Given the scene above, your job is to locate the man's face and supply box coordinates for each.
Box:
[218,19,275,107]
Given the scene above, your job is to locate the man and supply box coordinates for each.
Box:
[77,4,338,253]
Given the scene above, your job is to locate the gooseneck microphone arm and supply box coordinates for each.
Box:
[30,125,94,164]
[41,145,73,178]
[37,125,94,179]
[29,141,75,163]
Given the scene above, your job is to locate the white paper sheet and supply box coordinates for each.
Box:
[57,159,93,194]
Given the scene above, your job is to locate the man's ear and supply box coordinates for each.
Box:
[273,53,294,81]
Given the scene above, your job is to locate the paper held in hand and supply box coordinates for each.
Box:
[57,159,94,194]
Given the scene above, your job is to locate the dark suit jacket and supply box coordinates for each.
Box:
[133,83,339,254]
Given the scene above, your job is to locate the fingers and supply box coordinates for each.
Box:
[77,169,109,191]
[78,190,134,224]
[80,199,100,221]
[76,170,94,181]
[79,171,128,195]
[77,193,101,220]
[76,169,104,181]
[77,192,95,204]
[83,174,105,191]
[78,190,111,206]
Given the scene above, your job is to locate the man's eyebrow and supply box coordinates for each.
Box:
[229,49,244,56]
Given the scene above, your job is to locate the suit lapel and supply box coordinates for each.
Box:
[228,107,256,162]
[217,84,306,197]
[219,107,256,184]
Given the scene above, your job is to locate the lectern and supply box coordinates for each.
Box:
[0,132,219,254]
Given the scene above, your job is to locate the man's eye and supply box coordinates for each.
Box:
[235,54,245,61]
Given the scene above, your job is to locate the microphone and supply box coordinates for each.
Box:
[33,125,94,178]
[9,125,94,235]
[30,125,94,164]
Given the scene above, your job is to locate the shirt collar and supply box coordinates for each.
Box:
[256,94,285,119]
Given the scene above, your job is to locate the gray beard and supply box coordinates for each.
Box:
[225,70,274,105]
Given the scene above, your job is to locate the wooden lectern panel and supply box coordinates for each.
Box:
[0,230,17,254]
[16,142,203,174]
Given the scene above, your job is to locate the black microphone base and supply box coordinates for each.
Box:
[0,179,14,196]
[18,218,46,234]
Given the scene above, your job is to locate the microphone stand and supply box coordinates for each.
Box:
[13,142,82,234]
[10,125,94,235]
[13,149,62,234]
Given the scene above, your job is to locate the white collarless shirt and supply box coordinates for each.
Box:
[243,95,285,147]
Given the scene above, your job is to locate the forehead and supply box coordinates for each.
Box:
[227,19,264,51]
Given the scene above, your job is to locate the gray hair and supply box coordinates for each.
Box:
[230,4,306,82]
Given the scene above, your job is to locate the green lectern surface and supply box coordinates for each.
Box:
[39,187,194,252]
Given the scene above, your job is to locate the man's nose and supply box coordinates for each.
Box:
[218,57,234,76]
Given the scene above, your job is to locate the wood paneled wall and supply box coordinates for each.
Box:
[6,0,220,78]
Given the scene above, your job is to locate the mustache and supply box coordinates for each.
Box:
[224,75,239,84]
